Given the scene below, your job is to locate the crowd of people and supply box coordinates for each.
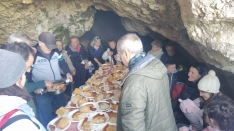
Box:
[0,31,234,131]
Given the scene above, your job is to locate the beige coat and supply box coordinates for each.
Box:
[60,50,75,74]
[117,54,177,131]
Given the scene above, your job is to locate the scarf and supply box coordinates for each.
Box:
[150,48,163,58]
[129,52,146,69]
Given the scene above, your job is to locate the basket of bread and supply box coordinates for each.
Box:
[47,62,128,131]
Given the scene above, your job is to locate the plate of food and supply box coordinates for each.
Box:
[102,91,114,100]
[47,117,71,131]
[55,106,77,117]
[88,112,109,125]
[67,109,89,122]
[73,88,84,96]
[97,101,112,111]
[93,93,104,102]
[80,85,92,92]
[106,111,117,123]
[77,117,99,131]
[96,122,117,131]
[101,85,113,92]
[66,101,77,108]
[106,100,118,112]
[82,91,98,99]
[79,102,99,113]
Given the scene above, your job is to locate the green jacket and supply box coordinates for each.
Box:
[117,54,177,131]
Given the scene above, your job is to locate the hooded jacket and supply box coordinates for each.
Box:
[0,95,46,131]
[117,54,177,131]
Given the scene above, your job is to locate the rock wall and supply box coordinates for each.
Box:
[0,0,95,45]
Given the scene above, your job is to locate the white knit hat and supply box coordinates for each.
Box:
[198,70,220,93]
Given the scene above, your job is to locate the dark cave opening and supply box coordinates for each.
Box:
[79,10,196,68]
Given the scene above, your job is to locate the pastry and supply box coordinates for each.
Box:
[102,92,111,99]
[98,102,110,110]
[81,118,92,131]
[93,85,102,92]
[84,92,93,97]
[80,105,91,113]
[78,98,88,106]
[113,73,121,79]
[102,124,116,131]
[111,68,117,74]
[101,76,108,83]
[111,103,118,111]
[102,65,109,70]
[113,92,121,101]
[103,70,109,75]
[81,85,91,92]
[92,114,106,124]
[56,107,70,117]
[116,66,122,71]
[102,86,112,92]
[71,95,83,104]
[93,79,101,86]
[95,70,103,75]
[94,94,104,102]
[116,62,122,67]
[73,88,83,95]
[80,104,96,112]
[106,111,117,123]
[72,111,88,121]
[55,117,70,130]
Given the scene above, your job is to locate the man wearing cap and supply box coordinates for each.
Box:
[28,32,73,127]
[6,32,54,118]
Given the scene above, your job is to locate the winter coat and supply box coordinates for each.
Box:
[89,45,105,70]
[0,95,46,131]
[117,54,177,131]
[32,47,70,82]
[67,44,88,69]
[179,81,200,101]
[60,50,75,74]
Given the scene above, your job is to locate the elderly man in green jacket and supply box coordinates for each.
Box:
[116,33,177,131]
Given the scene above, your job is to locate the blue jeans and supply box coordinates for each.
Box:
[35,92,66,127]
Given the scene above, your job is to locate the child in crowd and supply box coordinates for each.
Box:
[89,36,105,71]
[166,60,187,95]
[102,38,121,65]
[147,40,164,59]
[179,70,234,131]
[203,100,234,131]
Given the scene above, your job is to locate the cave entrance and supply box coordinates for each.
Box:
[79,10,197,69]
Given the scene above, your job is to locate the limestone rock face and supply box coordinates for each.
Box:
[177,0,234,73]
[0,0,95,45]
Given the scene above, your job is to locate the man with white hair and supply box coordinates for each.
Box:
[116,33,177,131]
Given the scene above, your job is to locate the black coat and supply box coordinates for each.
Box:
[179,81,200,101]
[67,44,88,69]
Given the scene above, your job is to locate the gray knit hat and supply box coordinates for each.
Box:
[0,49,26,88]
